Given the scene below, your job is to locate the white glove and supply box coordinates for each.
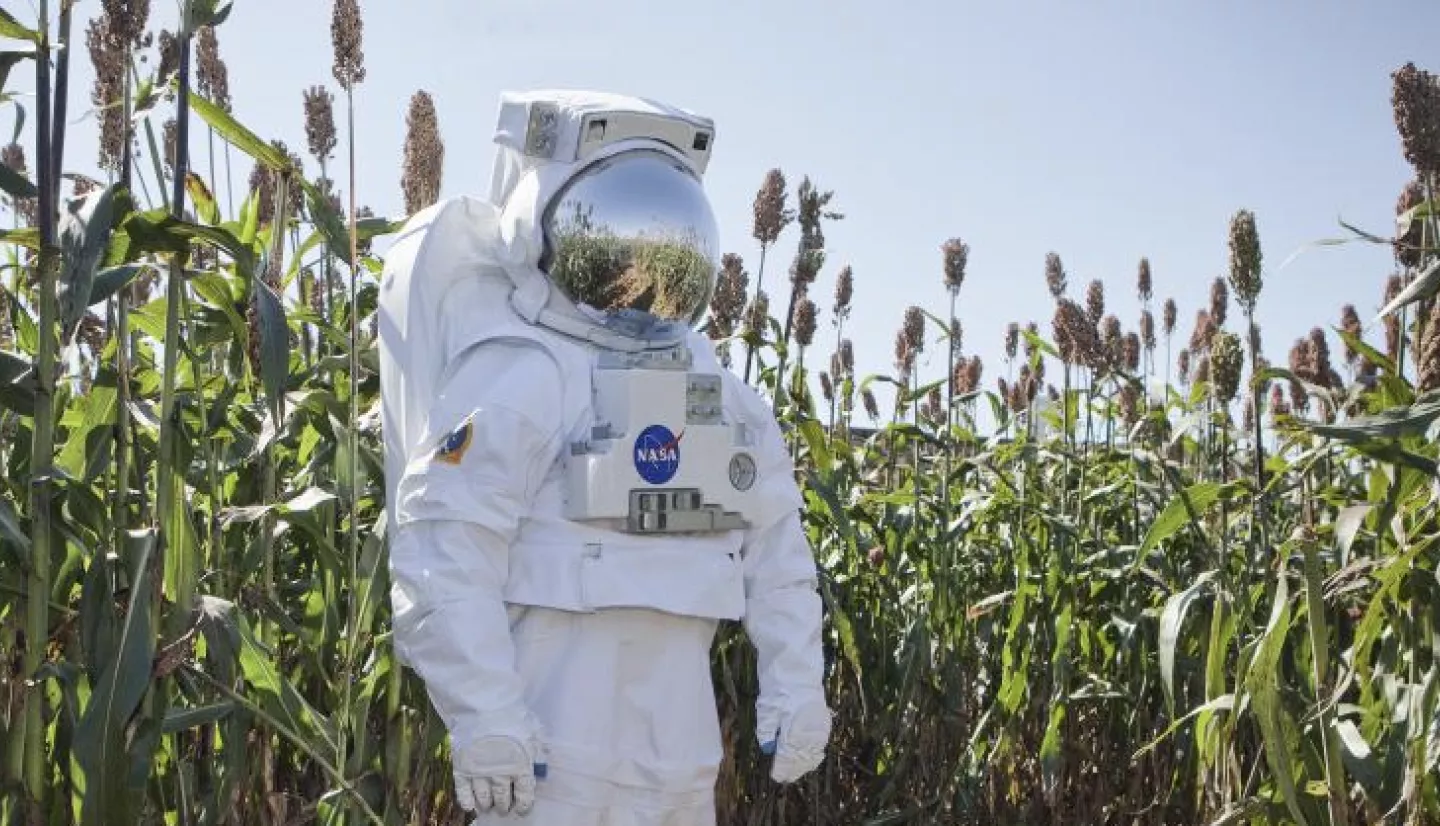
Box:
[760,698,832,783]
[453,734,548,816]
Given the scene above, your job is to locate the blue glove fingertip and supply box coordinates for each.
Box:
[533,762,548,779]
[760,740,776,755]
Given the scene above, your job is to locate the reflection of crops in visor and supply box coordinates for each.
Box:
[546,203,715,326]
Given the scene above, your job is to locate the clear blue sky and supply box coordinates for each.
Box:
[11,0,1439,419]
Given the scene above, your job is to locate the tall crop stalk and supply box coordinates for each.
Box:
[22,1,57,813]
[157,5,194,641]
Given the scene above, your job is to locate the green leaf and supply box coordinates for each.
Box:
[162,702,236,734]
[57,185,119,344]
[1300,391,1440,441]
[234,611,340,765]
[74,529,158,826]
[1374,255,1440,321]
[1334,719,1384,800]
[123,212,254,273]
[0,349,35,416]
[299,177,353,266]
[0,155,36,199]
[1244,571,1308,826]
[1137,480,1229,556]
[188,89,290,171]
[1158,570,1216,717]
[0,490,28,563]
[0,8,39,43]
[0,49,31,95]
[87,264,150,307]
[0,226,38,249]
[185,171,220,225]
[186,0,234,30]
[252,272,289,420]
[1132,694,1235,759]
[797,418,833,472]
[1332,504,1370,568]
[57,381,117,479]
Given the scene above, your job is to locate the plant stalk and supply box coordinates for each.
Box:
[23,0,57,810]
[157,7,194,643]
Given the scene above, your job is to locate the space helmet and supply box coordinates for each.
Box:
[489,91,721,349]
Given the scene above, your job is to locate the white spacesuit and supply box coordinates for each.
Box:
[377,90,832,825]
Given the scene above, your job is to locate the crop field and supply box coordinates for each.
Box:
[0,2,1437,825]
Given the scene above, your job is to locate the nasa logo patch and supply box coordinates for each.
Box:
[633,424,682,485]
[433,419,473,466]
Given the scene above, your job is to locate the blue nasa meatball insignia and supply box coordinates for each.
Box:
[633,424,682,484]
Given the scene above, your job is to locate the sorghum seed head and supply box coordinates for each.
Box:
[1139,309,1155,351]
[1209,277,1229,329]
[401,90,445,215]
[1391,61,1440,178]
[926,384,944,421]
[1101,315,1123,368]
[1210,330,1244,404]
[157,29,178,84]
[196,25,231,111]
[1305,328,1334,388]
[708,253,748,337]
[1418,300,1440,392]
[87,18,126,173]
[304,85,338,163]
[331,0,367,89]
[744,290,769,336]
[820,371,834,402]
[862,387,879,419]
[752,169,792,247]
[1123,332,1141,372]
[951,357,971,394]
[903,306,925,354]
[1005,322,1019,360]
[103,0,150,47]
[162,118,179,176]
[1053,298,1098,366]
[1086,279,1105,323]
[1137,257,1153,303]
[942,237,969,293]
[839,338,854,372]
[1395,179,1426,268]
[1269,383,1291,424]
[1227,209,1262,312]
[894,329,915,380]
[1006,376,1028,414]
[833,265,853,317]
[793,298,817,348]
[1384,274,1404,358]
[1119,383,1139,426]
[1163,298,1177,336]
[1045,252,1067,299]
[1178,349,1191,382]
[1340,304,1362,364]
[1189,309,1215,354]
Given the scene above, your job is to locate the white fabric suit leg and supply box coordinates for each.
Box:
[473,607,721,826]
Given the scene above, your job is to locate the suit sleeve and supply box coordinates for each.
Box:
[731,385,828,745]
[386,338,566,748]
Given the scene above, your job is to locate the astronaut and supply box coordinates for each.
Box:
[376,90,832,824]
